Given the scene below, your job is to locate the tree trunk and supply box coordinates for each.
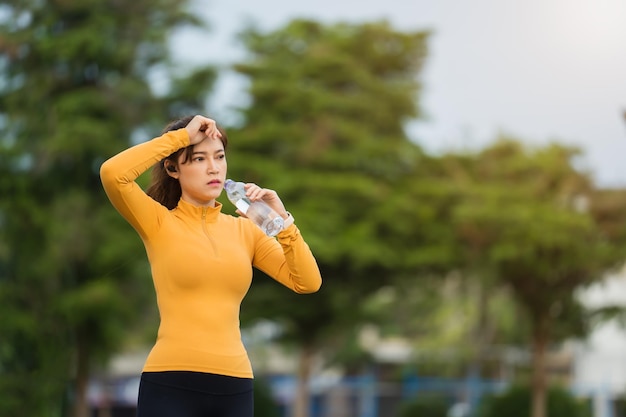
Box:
[292,345,314,417]
[72,331,91,417]
[466,278,490,408]
[530,318,549,417]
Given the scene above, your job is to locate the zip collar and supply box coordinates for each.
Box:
[173,199,223,223]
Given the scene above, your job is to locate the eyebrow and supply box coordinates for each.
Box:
[192,149,224,156]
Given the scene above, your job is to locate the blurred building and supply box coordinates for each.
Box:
[572,271,626,417]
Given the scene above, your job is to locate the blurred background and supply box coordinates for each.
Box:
[1,1,626,417]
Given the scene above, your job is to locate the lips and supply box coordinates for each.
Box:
[208,180,222,185]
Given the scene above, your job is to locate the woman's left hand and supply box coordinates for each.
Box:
[238,183,289,219]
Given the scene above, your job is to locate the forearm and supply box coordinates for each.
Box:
[274,225,322,293]
[100,128,189,192]
[99,128,189,235]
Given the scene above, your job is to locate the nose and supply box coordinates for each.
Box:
[207,159,219,174]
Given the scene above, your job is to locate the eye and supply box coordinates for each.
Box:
[217,154,225,160]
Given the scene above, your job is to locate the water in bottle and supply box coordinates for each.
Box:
[224,179,284,236]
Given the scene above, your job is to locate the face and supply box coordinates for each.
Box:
[169,137,227,207]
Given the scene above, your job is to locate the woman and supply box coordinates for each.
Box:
[100,114,322,417]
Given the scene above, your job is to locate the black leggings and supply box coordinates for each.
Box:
[136,371,254,417]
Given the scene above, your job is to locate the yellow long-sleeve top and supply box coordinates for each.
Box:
[100,128,322,379]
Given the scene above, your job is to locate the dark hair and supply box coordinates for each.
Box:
[145,115,229,209]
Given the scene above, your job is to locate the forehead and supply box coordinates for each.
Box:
[192,137,225,153]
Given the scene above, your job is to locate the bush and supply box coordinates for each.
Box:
[397,394,449,417]
[478,385,591,417]
[614,396,626,417]
[254,377,281,417]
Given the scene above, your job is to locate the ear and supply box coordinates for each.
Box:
[165,162,180,179]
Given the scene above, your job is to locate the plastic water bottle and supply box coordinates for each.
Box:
[224,179,284,236]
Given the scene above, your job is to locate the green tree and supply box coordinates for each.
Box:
[356,153,530,390]
[444,139,626,417]
[0,1,217,416]
[225,19,430,417]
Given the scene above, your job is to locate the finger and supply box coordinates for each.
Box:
[253,189,275,202]
[198,119,213,132]
[196,117,221,137]
[244,183,257,194]
[247,186,264,201]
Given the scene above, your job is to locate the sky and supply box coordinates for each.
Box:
[171,0,626,187]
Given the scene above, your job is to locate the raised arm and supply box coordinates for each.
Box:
[101,115,222,237]
[100,128,189,237]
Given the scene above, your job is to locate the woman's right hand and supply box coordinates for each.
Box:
[185,115,222,145]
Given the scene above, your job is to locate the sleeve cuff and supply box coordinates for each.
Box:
[283,212,294,229]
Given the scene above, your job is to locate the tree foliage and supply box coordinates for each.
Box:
[0,1,217,416]
[225,19,431,417]
[439,138,626,417]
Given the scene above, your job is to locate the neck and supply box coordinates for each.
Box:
[181,196,216,208]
